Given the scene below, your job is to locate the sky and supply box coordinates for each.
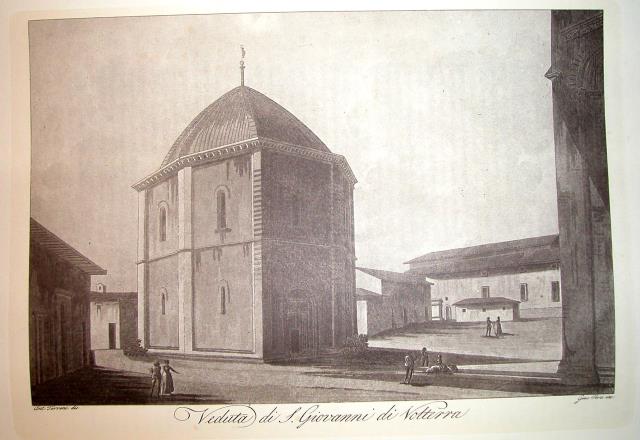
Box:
[28,10,557,291]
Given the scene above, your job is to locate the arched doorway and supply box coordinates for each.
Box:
[284,292,319,357]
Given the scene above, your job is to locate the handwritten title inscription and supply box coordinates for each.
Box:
[173,401,469,429]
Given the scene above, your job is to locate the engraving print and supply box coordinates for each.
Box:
[28,10,614,405]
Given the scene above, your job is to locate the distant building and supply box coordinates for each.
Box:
[29,218,106,386]
[133,77,357,360]
[356,267,432,335]
[405,235,561,321]
[89,286,137,350]
[452,297,520,322]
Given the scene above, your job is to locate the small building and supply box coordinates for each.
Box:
[405,235,561,320]
[89,287,138,350]
[29,218,106,386]
[452,297,520,322]
[356,267,432,336]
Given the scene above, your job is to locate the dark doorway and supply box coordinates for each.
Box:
[108,323,117,349]
[290,329,300,353]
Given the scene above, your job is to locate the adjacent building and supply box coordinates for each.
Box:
[355,267,432,335]
[29,218,106,386]
[405,235,561,321]
[89,284,138,350]
[133,76,357,360]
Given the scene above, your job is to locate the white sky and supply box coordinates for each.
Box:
[29,10,557,291]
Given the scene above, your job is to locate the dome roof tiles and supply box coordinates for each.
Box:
[161,86,329,167]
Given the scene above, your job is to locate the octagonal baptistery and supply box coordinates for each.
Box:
[133,85,357,360]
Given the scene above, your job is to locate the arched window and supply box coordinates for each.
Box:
[161,290,167,315]
[220,287,226,314]
[216,190,227,230]
[159,205,167,242]
[291,193,301,226]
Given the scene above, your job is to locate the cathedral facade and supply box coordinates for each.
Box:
[133,83,357,360]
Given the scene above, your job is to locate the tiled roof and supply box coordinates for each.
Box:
[452,297,521,307]
[161,86,329,167]
[356,267,433,285]
[30,218,106,275]
[405,235,559,277]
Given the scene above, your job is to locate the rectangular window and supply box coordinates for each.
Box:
[220,288,226,314]
[520,283,529,302]
[481,286,490,298]
[551,281,560,302]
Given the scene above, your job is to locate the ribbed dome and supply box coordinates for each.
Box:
[161,86,329,167]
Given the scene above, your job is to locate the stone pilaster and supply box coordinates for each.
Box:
[136,189,148,347]
[177,166,193,352]
[252,150,263,358]
[591,187,615,384]
[329,164,336,347]
[554,118,598,385]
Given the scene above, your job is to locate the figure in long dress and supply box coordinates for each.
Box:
[494,316,503,338]
[160,360,179,396]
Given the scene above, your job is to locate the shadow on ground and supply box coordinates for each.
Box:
[273,347,536,371]
[300,367,613,397]
[32,367,228,405]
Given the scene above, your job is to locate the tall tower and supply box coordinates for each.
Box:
[133,69,357,360]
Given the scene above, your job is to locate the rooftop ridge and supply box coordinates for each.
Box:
[404,234,559,265]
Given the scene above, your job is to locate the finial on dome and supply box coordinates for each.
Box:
[240,45,246,86]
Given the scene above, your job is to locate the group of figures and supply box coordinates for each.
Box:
[149,359,179,399]
[485,317,504,337]
[403,347,458,385]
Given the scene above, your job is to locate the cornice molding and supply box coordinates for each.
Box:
[132,138,357,191]
[560,11,603,41]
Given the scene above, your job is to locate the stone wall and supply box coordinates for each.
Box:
[29,240,91,386]
[261,151,356,358]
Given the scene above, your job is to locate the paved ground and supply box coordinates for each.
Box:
[31,318,610,406]
[32,352,609,406]
[369,318,563,362]
[31,358,547,406]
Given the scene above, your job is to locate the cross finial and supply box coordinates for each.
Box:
[240,45,246,86]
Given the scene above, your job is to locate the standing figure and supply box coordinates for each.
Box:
[403,352,415,384]
[420,347,429,367]
[149,361,162,398]
[495,316,503,338]
[485,317,493,337]
[160,360,179,396]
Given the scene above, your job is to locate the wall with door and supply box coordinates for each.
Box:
[90,301,120,349]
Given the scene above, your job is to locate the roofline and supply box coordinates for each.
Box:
[408,261,560,280]
[30,218,107,275]
[356,266,434,285]
[132,137,357,191]
[403,234,559,265]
